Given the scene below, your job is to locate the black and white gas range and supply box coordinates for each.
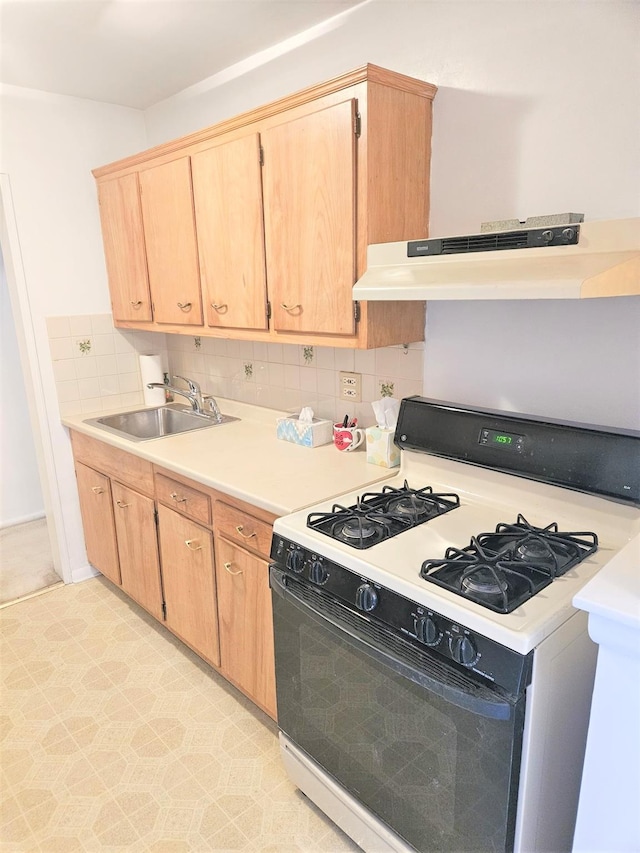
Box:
[269,397,640,853]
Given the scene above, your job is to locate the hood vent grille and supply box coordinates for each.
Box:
[407,225,580,258]
[440,230,530,254]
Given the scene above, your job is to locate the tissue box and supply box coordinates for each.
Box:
[366,427,400,468]
[276,416,333,448]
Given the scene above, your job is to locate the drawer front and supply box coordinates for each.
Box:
[70,430,154,496]
[155,473,211,525]
[215,502,272,558]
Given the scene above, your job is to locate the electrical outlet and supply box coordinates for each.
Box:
[339,371,362,403]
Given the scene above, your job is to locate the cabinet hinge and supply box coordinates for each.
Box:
[162,600,167,619]
[354,112,362,138]
[259,145,264,166]
[153,508,159,526]
[266,300,271,320]
[353,301,361,323]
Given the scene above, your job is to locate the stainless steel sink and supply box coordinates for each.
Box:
[84,405,238,441]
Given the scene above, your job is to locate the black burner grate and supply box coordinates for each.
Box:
[420,515,598,613]
[307,481,460,549]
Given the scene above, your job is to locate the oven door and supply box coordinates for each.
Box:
[271,568,526,853]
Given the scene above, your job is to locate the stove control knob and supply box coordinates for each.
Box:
[356,584,378,612]
[309,559,329,585]
[562,227,576,241]
[449,634,478,667]
[286,549,305,574]
[414,615,441,647]
[541,229,554,243]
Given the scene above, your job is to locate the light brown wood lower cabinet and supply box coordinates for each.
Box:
[72,431,277,719]
[111,481,163,620]
[216,537,277,719]
[156,505,220,667]
[75,462,121,586]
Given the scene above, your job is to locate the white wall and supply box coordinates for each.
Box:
[1,1,638,577]
[0,85,147,578]
[0,250,44,526]
[145,0,640,429]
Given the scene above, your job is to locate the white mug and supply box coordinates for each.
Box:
[333,424,364,452]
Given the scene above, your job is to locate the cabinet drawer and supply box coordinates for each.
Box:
[215,502,272,558]
[70,430,154,496]
[155,473,211,525]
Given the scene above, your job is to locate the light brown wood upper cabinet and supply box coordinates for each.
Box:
[97,173,152,323]
[191,133,269,331]
[139,157,203,326]
[263,99,356,336]
[93,64,437,348]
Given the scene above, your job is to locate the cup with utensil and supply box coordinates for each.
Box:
[333,417,364,452]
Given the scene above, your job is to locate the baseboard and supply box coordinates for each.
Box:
[72,564,99,584]
[0,511,46,530]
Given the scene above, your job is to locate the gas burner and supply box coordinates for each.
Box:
[388,495,430,518]
[420,539,554,614]
[462,567,509,597]
[306,503,390,549]
[420,517,598,613]
[477,514,598,577]
[307,482,460,549]
[341,517,379,541]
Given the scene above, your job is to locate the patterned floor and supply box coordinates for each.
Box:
[0,577,359,852]
[0,519,62,606]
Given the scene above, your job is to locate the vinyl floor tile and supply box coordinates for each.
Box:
[0,577,360,852]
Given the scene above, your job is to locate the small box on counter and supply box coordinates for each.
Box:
[276,416,333,448]
[365,426,400,468]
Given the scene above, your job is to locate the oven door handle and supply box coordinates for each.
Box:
[271,568,515,721]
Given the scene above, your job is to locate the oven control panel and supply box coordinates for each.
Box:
[271,535,533,696]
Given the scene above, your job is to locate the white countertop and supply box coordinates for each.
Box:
[62,399,394,517]
[573,533,640,630]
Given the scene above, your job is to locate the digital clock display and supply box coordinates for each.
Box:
[494,434,513,445]
[479,428,524,452]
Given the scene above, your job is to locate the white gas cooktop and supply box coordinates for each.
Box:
[273,450,640,653]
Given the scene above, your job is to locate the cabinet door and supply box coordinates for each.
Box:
[111,481,163,619]
[75,462,121,585]
[139,157,203,326]
[97,174,152,322]
[192,134,269,331]
[262,99,357,336]
[216,538,277,718]
[157,505,220,667]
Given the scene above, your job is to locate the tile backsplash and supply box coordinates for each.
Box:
[46,314,168,415]
[165,336,423,427]
[47,315,423,427]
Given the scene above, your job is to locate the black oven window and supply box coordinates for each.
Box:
[273,590,525,852]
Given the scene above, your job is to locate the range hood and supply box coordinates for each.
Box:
[353,217,640,301]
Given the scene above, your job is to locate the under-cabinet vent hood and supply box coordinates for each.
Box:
[353,218,640,301]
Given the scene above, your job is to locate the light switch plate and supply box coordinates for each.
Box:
[339,371,362,403]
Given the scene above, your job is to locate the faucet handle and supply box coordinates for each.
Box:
[203,394,223,423]
[173,374,201,395]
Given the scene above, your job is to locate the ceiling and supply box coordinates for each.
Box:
[0,0,364,109]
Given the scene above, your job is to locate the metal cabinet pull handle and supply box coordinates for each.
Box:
[130,300,142,307]
[211,302,227,311]
[91,486,104,494]
[235,525,257,540]
[185,539,202,551]
[281,303,301,311]
[170,492,187,504]
[116,500,130,508]
[223,561,243,575]
[177,302,192,310]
